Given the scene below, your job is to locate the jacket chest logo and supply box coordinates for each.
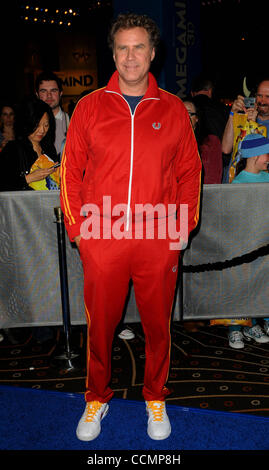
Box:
[152,122,161,130]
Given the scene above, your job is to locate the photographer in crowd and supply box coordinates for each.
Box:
[222,78,269,156]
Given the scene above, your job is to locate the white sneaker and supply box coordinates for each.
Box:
[243,325,269,344]
[228,330,244,349]
[146,401,171,440]
[76,401,109,441]
[118,328,135,340]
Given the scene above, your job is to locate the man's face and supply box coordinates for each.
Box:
[113,27,155,94]
[256,81,269,119]
[37,80,62,111]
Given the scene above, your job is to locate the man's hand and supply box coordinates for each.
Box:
[74,235,82,248]
[231,95,246,113]
[246,107,258,122]
[231,95,258,121]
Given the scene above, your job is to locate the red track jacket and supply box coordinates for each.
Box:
[60,71,201,242]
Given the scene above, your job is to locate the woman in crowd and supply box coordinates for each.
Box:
[0,96,58,191]
[0,96,60,343]
[0,104,16,151]
[183,98,223,184]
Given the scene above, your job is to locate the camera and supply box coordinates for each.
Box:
[244,97,255,108]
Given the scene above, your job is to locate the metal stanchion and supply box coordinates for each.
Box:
[51,207,81,371]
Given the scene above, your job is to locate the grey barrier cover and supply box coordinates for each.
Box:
[0,191,140,328]
[182,183,269,320]
[0,185,268,327]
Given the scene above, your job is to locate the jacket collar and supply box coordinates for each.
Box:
[105,71,160,99]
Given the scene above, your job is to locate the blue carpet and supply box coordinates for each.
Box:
[0,385,269,451]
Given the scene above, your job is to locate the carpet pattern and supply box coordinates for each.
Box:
[1,321,269,417]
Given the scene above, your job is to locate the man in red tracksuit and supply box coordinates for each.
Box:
[60,13,201,442]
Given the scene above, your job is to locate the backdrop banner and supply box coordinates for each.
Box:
[0,185,268,328]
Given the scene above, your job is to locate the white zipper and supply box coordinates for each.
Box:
[105,90,159,231]
[126,111,134,231]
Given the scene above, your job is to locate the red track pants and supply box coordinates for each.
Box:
[79,235,180,403]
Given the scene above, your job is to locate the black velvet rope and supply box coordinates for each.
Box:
[182,243,269,273]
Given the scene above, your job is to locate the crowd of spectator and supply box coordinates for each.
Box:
[1,72,269,349]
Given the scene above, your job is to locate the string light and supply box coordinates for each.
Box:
[20,2,112,27]
[20,4,81,27]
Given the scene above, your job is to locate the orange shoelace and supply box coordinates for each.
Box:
[85,401,102,422]
[147,401,165,422]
